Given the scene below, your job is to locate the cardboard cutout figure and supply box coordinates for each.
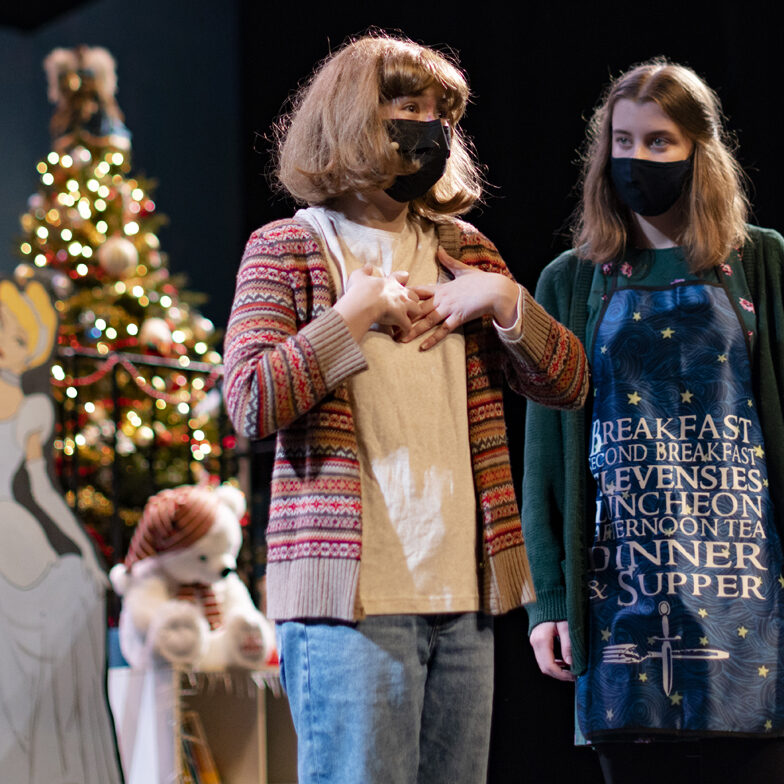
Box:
[0,277,122,783]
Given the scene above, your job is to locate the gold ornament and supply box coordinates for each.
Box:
[97,236,138,277]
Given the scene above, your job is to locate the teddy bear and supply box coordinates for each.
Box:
[109,483,276,671]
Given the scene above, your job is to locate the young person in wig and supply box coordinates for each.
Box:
[523,59,784,783]
[223,33,588,784]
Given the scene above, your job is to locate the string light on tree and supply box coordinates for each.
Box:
[16,45,228,566]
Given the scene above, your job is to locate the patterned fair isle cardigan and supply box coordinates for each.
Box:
[223,217,588,621]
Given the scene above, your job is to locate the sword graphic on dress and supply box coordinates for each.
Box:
[602,601,730,696]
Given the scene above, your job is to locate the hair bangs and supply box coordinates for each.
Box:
[378,43,467,123]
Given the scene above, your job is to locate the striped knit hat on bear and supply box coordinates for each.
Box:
[124,485,220,569]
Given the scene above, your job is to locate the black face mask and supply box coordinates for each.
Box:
[384,118,451,203]
[610,157,692,217]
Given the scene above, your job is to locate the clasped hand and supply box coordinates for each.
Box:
[339,265,423,340]
[340,248,519,349]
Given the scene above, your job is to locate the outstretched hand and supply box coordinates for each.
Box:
[401,247,520,350]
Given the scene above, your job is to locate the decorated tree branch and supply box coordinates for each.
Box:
[16,45,232,568]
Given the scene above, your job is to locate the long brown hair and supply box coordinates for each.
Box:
[573,59,749,270]
[274,33,482,219]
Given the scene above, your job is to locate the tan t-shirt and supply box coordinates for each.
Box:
[296,207,480,614]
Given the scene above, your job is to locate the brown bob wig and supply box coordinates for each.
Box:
[274,34,482,219]
[573,59,749,270]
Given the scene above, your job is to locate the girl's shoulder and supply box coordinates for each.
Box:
[538,247,594,289]
[740,225,784,277]
[433,217,508,275]
[433,216,494,252]
[746,223,784,243]
[243,217,323,260]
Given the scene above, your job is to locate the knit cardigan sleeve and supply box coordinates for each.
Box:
[519,252,581,631]
[223,220,368,439]
[450,221,589,410]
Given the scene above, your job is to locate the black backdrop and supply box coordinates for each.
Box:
[237,6,782,779]
[236,4,783,782]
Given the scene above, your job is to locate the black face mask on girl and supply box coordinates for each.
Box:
[610,157,693,217]
[385,119,452,203]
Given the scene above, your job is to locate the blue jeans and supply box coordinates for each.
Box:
[277,613,494,784]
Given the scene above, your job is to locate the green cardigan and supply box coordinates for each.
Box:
[521,225,784,676]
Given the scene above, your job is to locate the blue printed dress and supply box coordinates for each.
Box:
[577,247,784,742]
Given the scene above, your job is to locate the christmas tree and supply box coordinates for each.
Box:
[16,46,233,567]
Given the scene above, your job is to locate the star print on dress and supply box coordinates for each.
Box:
[580,280,783,739]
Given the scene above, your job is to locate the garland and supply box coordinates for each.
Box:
[52,348,223,405]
